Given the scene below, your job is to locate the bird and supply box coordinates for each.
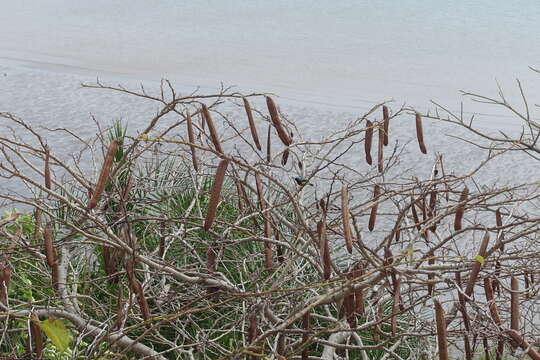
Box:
[294,177,313,186]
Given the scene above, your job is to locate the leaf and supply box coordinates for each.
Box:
[474,255,485,265]
[38,318,72,352]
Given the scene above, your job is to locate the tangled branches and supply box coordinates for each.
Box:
[1,79,540,359]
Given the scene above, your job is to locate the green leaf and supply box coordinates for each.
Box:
[38,318,72,352]
[474,255,485,265]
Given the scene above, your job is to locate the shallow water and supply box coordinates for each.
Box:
[1,1,539,116]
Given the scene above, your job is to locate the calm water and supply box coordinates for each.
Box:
[1,1,539,115]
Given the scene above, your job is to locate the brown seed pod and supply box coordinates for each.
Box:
[317,220,331,280]
[30,313,43,358]
[33,208,42,243]
[464,231,490,297]
[434,299,449,360]
[391,276,401,337]
[427,251,435,295]
[368,184,380,232]
[159,222,166,258]
[377,124,384,173]
[247,312,258,344]
[0,263,10,305]
[51,262,59,291]
[102,246,112,276]
[203,159,229,231]
[133,279,151,328]
[495,208,502,227]
[207,246,216,273]
[364,120,373,165]
[454,187,469,231]
[483,278,502,325]
[44,222,55,267]
[111,291,125,332]
[411,200,421,231]
[505,330,540,360]
[302,311,310,360]
[415,112,427,154]
[266,124,272,163]
[88,139,118,210]
[201,104,224,154]
[428,189,437,217]
[264,221,274,272]
[281,148,289,166]
[343,293,356,328]
[510,276,520,332]
[341,186,353,254]
[44,145,52,190]
[186,112,199,172]
[383,105,390,146]
[352,265,365,316]
[266,96,291,146]
[243,97,262,151]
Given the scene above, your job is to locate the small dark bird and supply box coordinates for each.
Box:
[294,177,313,186]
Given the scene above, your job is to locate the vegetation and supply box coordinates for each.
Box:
[1,76,540,359]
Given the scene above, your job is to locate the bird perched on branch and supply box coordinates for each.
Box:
[294,177,313,186]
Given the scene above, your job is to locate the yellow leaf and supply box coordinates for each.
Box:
[474,255,485,265]
[38,318,72,352]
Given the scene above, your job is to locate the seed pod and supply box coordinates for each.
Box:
[415,113,427,154]
[207,246,216,273]
[353,266,365,315]
[88,139,118,210]
[266,96,291,146]
[368,184,380,232]
[464,231,490,297]
[44,222,55,267]
[30,313,43,358]
[302,311,310,360]
[377,124,384,173]
[102,246,112,276]
[434,299,449,360]
[247,313,258,344]
[43,145,52,190]
[277,244,284,264]
[383,105,390,146]
[317,220,331,280]
[510,276,520,332]
[483,278,501,325]
[111,291,125,331]
[51,262,59,291]
[429,190,437,232]
[203,159,229,231]
[159,222,166,258]
[33,208,42,243]
[495,208,502,227]
[411,200,421,231]
[454,187,469,231]
[343,293,356,328]
[281,148,289,166]
[364,120,373,165]
[391,276,401,337]
[201,104,224,154]
[186,112,199,172]
[264,221,274,272]
[506,330,540,360]
[134,279,151,328]
[266,124,272,163]
[242,97,262,151]
[427,251,435,295]
[0,263,10,305]
[341,186,353,254]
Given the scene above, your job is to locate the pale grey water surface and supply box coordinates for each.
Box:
[1,0,539,114]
